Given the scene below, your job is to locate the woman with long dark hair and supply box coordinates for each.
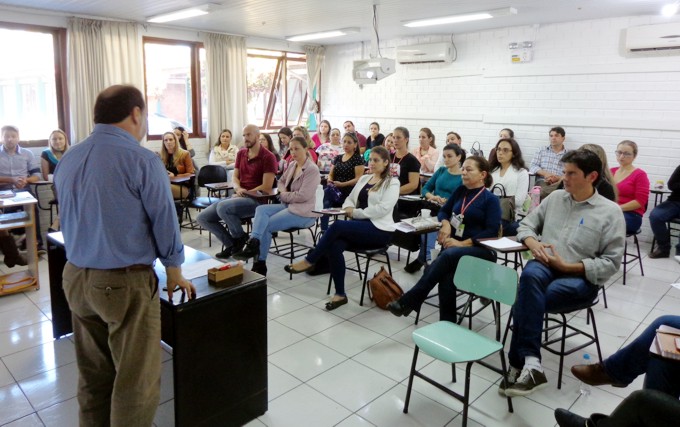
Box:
[285,146,399,311]
[489,137,529,236]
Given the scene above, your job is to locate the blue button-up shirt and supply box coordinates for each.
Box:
[54,124,184,269]
[0,145,41,189]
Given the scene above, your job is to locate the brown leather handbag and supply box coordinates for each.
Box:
[367,266,404,309]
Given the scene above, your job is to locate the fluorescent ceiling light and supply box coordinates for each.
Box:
[661,3,679,17]
[403,7,517,28]
[286,27,360,42]
[147,6,209,23]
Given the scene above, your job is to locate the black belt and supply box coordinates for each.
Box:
[108,264,153,272]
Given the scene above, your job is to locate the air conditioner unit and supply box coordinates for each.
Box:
[396,42,454,64]
[626,23,680,52]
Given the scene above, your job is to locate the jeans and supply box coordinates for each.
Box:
[196,196,258,248]
[595,389,680,427]
[399,245,495,323]
[306,219,391,296]
[250,204,316,261]
[649,200,680,253]
[603,315,680,398]
[416,231,437,263]
[623,211,643,235]
[508,260,600,369]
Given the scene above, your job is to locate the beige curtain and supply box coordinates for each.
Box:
[204,33,248,148]
[68,18,143,142]
[304,45,325,127]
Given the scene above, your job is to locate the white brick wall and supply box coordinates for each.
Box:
[321,15,680,242]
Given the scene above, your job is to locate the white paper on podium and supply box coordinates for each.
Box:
[181,258,226,280]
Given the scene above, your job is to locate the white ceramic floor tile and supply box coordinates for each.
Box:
[159,360,174,404]
[454,385,555,427]
[2,413,45,427]
[308,359,398,412]
[267,320,306,355]
[266,291,307,319]
[18,362,78,411]
[259,384,351,427]
[349,308,415,337]
[153,399,174,427]
[353,338,434,383]
[275,305,344,336]
[37,396,79,427]
[269,338,346,382]
[268,362,302,401]
[335,413,377,427]
[0,293,33,315]
[0,383,36,425]
[281,281,329,304]
[2,339,76,381]
[0,321,54,358]
[311,321,386,358]
[0,360,14,388]
[0,305,48,334]
[357,383,458,427]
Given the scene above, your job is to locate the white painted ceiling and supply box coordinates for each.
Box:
[0,0,675,44]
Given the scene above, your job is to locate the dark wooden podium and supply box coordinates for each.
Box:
[47,233,268,427]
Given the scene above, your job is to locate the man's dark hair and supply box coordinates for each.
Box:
[550,126,565,137]
[561,149,602,184]
[94,85,145,124]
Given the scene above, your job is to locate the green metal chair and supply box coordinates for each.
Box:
[403,256,518,427]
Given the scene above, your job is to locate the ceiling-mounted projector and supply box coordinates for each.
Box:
[352,58,395,84]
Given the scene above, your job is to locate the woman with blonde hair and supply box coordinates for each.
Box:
[41,129,69,180]
[412,127,439,173]
[160,131,195,199]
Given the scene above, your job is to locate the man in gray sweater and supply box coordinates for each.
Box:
[501,149,625,397]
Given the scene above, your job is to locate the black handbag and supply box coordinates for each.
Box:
[491,183,515,222]
[469,141,484,158]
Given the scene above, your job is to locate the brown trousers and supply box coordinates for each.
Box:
[63,262,161,427]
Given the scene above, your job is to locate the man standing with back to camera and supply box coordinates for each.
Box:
[54,85,196,426]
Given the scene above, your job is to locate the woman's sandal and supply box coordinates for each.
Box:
[284,261,313,274]
[325,296,348,311]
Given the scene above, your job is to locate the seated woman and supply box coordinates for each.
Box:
[489,137,529,236]
[277,127,293,160]
[320,132,365,231]
[612,140,650,234]
[160,131,195,200]
[208,129,238,168]
[434,131,462,170]
[404,143,465,273]
[366,121,385,149]
[364,131,393,163]
[283,126,318,164]
[391,127,421,195]
[387,156,501,322]
[411,127,439,173]
[488,128,514,163]
[316,127,343,173]
[173,126,195,157]
[259,133,281,163]
[285,146,399,310]
[233,136,321,275]
[311,119,331,149]
[41,129,69,180]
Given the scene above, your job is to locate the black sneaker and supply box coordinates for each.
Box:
[233,238,260,261]
[404,259,424,274]
[251,260,267,275]
[497,366,521,396]
[231,235,248,254]
[504,368,548,397]
[649,248,670,258]
[215,249,233,259]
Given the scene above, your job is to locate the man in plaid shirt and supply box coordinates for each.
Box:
[529,126,570,185]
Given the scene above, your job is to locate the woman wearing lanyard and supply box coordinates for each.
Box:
[387,156,501,323]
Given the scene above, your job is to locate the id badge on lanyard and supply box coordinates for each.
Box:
[390,163,401,178]
[450,214,465,237]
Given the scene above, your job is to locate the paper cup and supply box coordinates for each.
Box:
[48,174,54,182]
[421,209,431,217]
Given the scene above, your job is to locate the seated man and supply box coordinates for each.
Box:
[0,125,44,254]
[196,124,276,258]
[649,164,680,261]
[529,126,569,187]
[555,389,680,427]
[501,149,625,397]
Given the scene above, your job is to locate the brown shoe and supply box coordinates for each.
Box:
[571,363,626,388]
[649,248,670,259]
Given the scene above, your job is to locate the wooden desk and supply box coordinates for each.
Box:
[0,192,39,296]
[47,233,268,427]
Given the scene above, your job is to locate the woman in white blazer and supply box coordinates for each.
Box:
[489,137,529,236]
[285,146,399,310]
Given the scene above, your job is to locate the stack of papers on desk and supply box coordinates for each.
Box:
[652,325,680,361]
[482,237,525,250]
[395,217,441,233]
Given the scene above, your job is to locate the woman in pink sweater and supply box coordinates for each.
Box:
[612,140,650,235]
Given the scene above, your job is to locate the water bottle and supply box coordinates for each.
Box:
[579,353,591,396]
[528,186,541,213]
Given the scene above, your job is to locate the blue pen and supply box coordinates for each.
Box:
[579,218,584,226]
